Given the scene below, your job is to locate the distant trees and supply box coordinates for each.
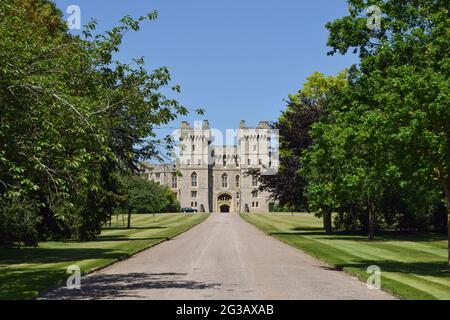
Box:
[118,175,180,228]
[0,0,194,246]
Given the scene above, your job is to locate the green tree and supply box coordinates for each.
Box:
[0,0,196,244]
[324,0,449,258]
[252,72,347,233]
[118,175,180,228]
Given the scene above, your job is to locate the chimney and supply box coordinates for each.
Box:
[194,121,202,129]
[181,121,190,129]
[258,121,269,129]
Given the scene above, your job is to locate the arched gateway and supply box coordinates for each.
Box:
[217,193,232,213]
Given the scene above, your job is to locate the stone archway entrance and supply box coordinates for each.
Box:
[217,193,232,213]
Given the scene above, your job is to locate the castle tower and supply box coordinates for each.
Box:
[236,120,272,213]
[178,120,212,212]
[146,120,273,213]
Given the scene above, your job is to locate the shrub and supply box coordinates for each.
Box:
[0,197,41,247]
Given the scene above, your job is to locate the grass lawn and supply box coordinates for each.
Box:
[0,213,209,299]
[241,213,450,300]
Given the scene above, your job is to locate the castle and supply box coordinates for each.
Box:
[142,120,277,213]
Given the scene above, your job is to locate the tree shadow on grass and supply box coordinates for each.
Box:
[271,231,446,243]
[291,227,324,232]
[0,247,125,265]
[41,272,222,300]
[271,231,369,240]
[103,226,167,231]
[0,266,69,299]
[95,235,166,242]
[335,260,450,278]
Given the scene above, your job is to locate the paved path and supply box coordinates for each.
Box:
[42,214,393,300]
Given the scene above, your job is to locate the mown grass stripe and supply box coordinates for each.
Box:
[241,213,449,300]
[0,213,209,299]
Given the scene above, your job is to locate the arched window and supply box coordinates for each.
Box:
[218,194,232,201]
[236,175,240,188]
[172,174,178,188]
[252,175,258,187]
[222,173,228,188]
[191,172,197,187]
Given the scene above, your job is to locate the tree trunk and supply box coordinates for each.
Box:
[447,207,450,269]
[443,181,450,268]
[368,200,375,241]
[127,207,132,229]
[323,210,332,235]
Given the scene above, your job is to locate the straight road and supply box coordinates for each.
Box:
[42,214,393,300]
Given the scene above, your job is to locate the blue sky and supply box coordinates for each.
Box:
[54,0,356,135]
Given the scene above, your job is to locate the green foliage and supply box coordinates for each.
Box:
[118,175,180,214]
[251,72,347,211]
[300,0,449,243]
[0,0,194,244]
[269,202,296,213]
[0,197,41,247]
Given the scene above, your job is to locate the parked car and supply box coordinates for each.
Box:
[181,207,198,213]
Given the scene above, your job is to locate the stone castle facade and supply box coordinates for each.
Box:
[142,120,277,213]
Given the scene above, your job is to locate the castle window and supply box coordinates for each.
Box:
[192,144,195,151]
[223,155,226,166]
[222,173,228,188]
[248,159,251,165]
[236,175,240,188]
[252,176,258,187]
[191,191,197,199]
[155,173,160,179]
[191,172,197,187]
[218,194,232,201]
[172,174,177,188]
[252,190,258,198]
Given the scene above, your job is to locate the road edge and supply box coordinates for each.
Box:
[35,213,211,300]
[239,213,399,300]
